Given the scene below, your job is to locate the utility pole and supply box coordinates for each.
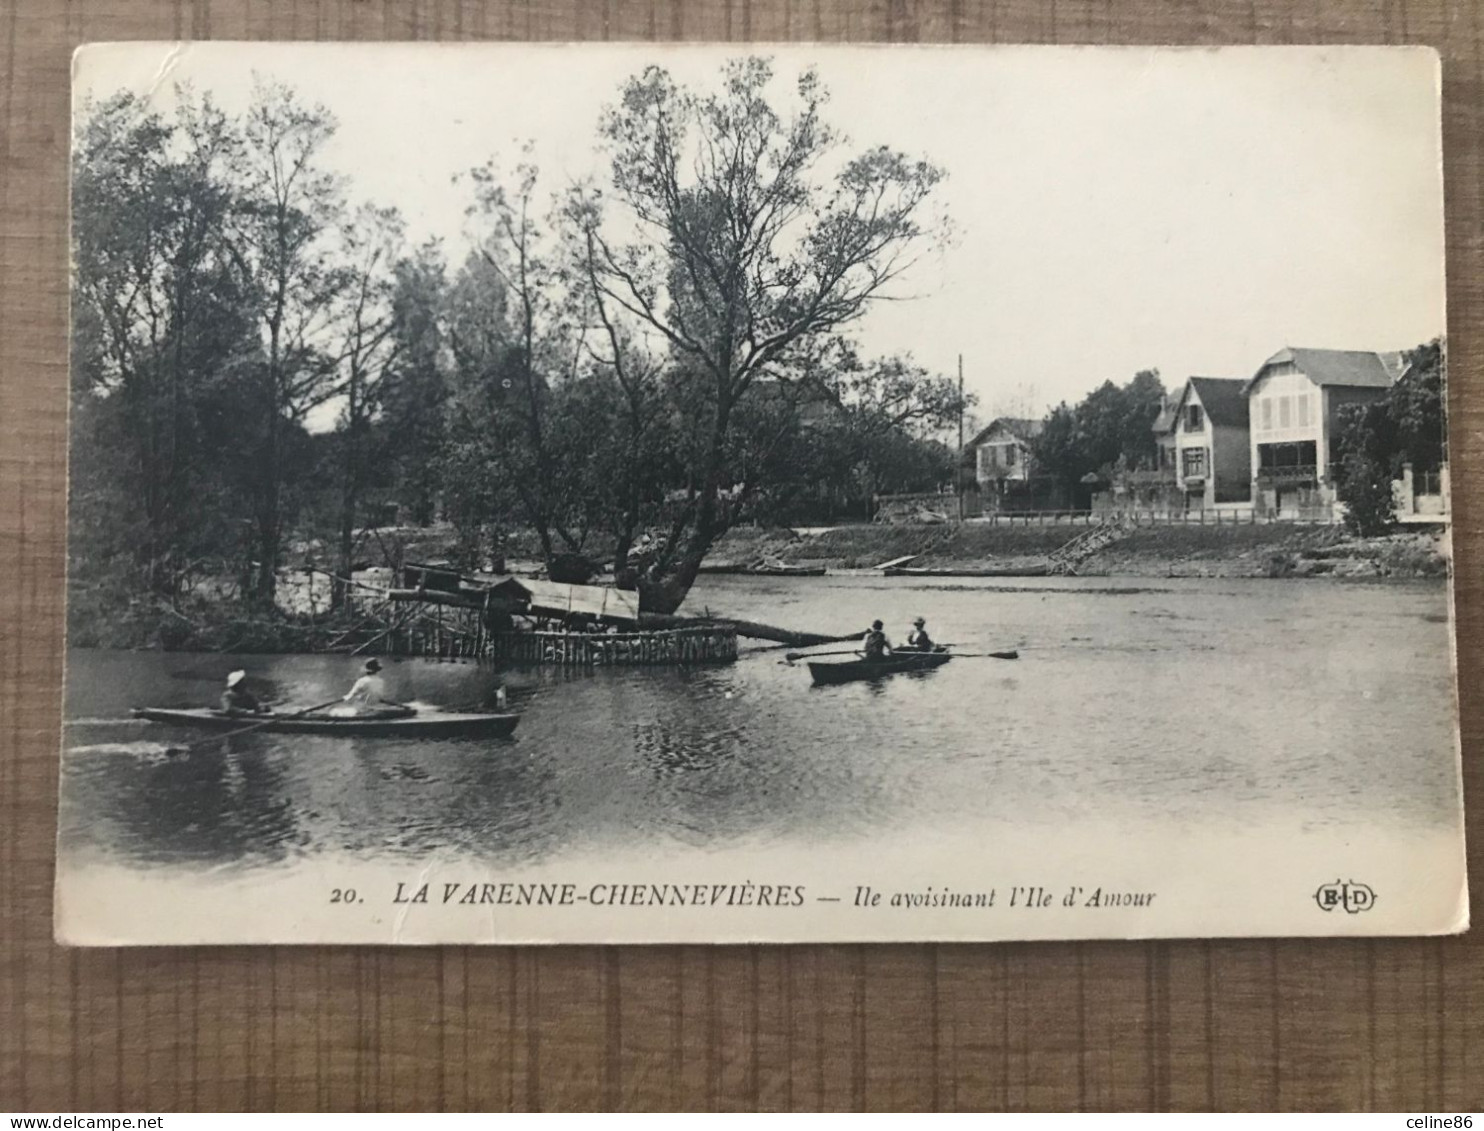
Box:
[957,354,966,522]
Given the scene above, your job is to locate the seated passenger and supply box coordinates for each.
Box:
[905,616,935,652]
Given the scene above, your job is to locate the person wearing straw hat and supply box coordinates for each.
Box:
[220,670,266,716]
[904,616,936,652]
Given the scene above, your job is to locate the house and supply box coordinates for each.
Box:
[961,416,1074,514]
[1170,377,1252,509]
[965,417,1042,487]
[1243,347,1404,517]
[1151,395,1178,475]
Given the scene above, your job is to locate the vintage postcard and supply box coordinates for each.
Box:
[56,42,1465,944]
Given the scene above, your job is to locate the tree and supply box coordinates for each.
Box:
[379,241,451,527]
[449,161,594,569]
[806,347,965,512]
[1027,369,1165,491]
[1333,399,1397,535]
[574,57,950,612]
[1029,403,1084,493]
[572,221,678,572]
[1389,338,1446,472]
[1333,338,1446,536]
[327,203,405,603]
[223,80,349,607]
[71,88,251,599]
[1120,368,1166,467]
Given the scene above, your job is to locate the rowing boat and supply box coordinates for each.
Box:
[698,562,828,577]
[882,564,1048,577]
[807,650,952,684]
[750,564,826,577]
[130,706,521,739]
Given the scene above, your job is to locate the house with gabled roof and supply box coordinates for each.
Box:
[961,416,1074,514]
[965,417,1042,486]
[1170,377,1252,508]
[1243,347,1404,517]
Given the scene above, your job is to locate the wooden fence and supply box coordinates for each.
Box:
[977,507,1339,526]
[485,626,739,667]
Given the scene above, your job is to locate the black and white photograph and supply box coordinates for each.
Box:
[56,42,1465,944]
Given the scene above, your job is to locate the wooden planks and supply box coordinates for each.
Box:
[2,0,1483,1112]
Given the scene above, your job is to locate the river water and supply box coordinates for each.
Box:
[60,574,1460,883]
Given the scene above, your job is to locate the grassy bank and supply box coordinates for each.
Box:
[66,585,359,652]
[70,519,1447,653]
[710,522,1449,579]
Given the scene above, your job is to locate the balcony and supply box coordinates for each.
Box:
[1256,464,1320,486]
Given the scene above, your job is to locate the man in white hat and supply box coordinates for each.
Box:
[220,670,266,715]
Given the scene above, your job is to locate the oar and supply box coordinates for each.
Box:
[934,643,1021,660]
[784,648,864,663]
[163,698,343,756]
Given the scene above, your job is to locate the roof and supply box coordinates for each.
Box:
[511,579,641,622]
[471,576,642,622]
[1151,400,1176,435]
[966,416,1044,449]
[1245,347,1403,394]
[1180,377,1249,429]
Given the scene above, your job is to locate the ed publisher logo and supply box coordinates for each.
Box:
[1315,880,1377,914]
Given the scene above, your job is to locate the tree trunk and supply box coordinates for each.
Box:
[638,393,735,614]
[336,493,355,611]
[636,611,857,648]
[255,506,278,610]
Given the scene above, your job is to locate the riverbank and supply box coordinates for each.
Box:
[707,522,1450,579]
[65,585,355,652]
[69,519,1448,652]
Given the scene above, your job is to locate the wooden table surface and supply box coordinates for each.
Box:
[2,0,1482,1112]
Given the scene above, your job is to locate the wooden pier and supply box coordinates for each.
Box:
[486,626,738,667]
[318,568,740,666]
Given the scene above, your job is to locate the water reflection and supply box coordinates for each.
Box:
[69,743,300,866]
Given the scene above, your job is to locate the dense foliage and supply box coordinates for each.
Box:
[1028,369,1167,490]
[1333,339,1446,536]
[71,61,966,622]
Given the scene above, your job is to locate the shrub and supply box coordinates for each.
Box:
[1336,451,1396,537]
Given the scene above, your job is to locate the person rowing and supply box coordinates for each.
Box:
[220,670,268,716]
[862,619,893,662]
[904,616,936,652]
[332,658,411,718]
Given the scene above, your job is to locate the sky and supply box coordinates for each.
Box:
[75,42,1446,422]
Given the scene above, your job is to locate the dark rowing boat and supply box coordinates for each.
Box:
[699,562,828,577]
[882,564,1049,577]
[750,564,826,577]
[807,650,952,685]
[130,707,521,739]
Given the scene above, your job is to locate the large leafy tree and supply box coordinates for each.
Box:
[223,81,351,607]
[71,89,251,598]
[1334,338,1446,535]
[1388,338,1446,472]
[326,203,405,602]
[379,241,451,527]
[1029,369,1165,490]
[448,162,599,569]
[572,57,951,613]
